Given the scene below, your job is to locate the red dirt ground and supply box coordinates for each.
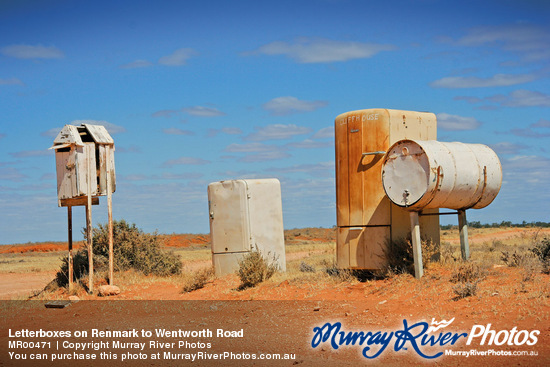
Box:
[1,228,549,366]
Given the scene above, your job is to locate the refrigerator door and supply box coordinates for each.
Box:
[208,180,251,254]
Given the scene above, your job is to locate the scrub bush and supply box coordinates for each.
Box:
[383,237,439,275]
[55,220,181,287]
[450,262,485,300]
[299,261,316,273]
[182,267,215,293]
[531,237,550,274]
[237,247,278,290]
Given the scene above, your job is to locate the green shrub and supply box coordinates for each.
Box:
[237,247,278,290]
[91,220,181,275]
[55,250,108,288]
[55,220,181,287]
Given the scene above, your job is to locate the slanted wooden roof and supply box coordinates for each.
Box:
[82,124,114,144]
[51,123,114,149]
[51,125,84,149]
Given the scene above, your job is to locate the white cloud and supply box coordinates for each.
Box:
[207,127,243,137]
[116,145,142,154]
[40,127,61,138]
[161,172,203,180]
[489,142,528,155]
[454,90,550,108]
[250,38,396,63]
[221,127,242,135]
[457,24,550,62]
[152,109,179,118]
[454,96,483,104]
[119,59,153,69]
[0,167,28,182]
[0,77,24,86]
[510,127,550,138]
[9,150,52,158]
[244,124,312,141]
[262,96,328,116]
[122,174,150,182]
[496,90,550,107]
[158,48,197,66]
[286,139,333,149]
[70,120,126,134]
[237,151,291,163]
[1,44,64,59]
[436,113,481,131]
[224,142,290,162]
[162,157,211,167]
[182,106,225,117]
[503,155,550,185]
[430,73,537,88]
[162,128,195,135]
[531,119,550,128]
[225,142,280,153]
[312,126,334,139]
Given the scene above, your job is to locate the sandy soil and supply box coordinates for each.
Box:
[0,272,56,299]
[1,227,549,366]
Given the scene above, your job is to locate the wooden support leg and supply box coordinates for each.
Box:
[410,211,423,279]
[458,209,470,260]
[106,145,114,286]
[86,145,94,294]
[86,199,93,294]
[67,206,73,292]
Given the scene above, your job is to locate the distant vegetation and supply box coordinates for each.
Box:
[441,221,550,230]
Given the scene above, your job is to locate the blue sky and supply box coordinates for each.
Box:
[1,0,549,244]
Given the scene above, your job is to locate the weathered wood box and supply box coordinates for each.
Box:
[50,124,115,206]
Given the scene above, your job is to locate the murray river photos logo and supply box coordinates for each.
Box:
[311,318,540,359]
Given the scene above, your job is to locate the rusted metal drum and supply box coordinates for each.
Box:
[381,140,502,211]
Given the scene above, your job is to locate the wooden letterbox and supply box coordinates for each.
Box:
[51,124,115,206]
[335,109,440,269]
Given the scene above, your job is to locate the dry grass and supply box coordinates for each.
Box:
[449,261,486,299]
[3,227,549,307]
[0,252,62,273]
[236,247,279,290]
[182,267,215,293]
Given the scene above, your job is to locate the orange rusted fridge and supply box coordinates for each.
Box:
[335,109,440,269]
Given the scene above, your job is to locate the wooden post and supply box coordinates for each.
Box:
[409,211,423,279]
[458,209,470,260]
[106,145,114,285]
[86,145,94,294]
[67,206,73,292]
